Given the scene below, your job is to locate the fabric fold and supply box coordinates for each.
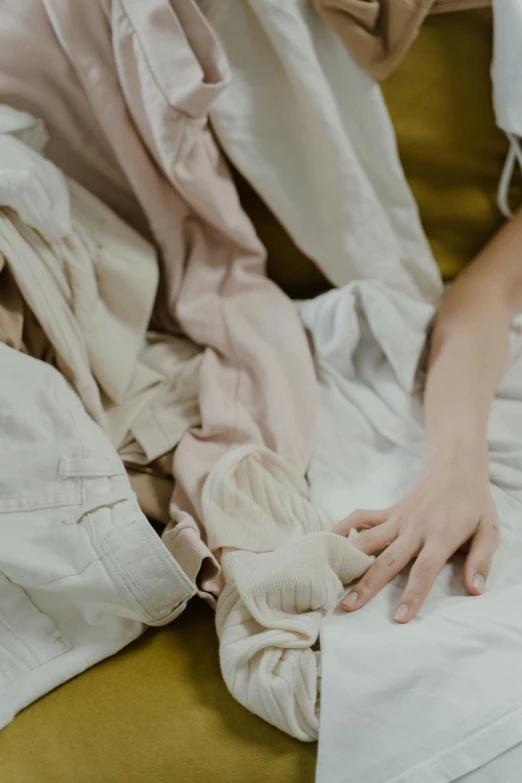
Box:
[1,0,320,588]
[0,105,71,241]
[491,0,522,218]
[315,0,491,80]
[0,344,195,730]
[205,446,371,740]
[198,0,442,304]
[0,105,204,535]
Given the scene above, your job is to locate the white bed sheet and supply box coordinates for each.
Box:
[302,282,522,783]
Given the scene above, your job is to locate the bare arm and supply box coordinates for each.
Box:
[425,209,522,468]
[336,210,522,622]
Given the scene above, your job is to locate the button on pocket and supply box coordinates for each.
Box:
[0,573,70,690]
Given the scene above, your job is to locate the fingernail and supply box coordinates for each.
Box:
[473,574,485,595]
[393,603,409,622]
[341,591,358,609]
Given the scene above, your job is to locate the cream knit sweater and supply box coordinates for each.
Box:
[202,446,372,741]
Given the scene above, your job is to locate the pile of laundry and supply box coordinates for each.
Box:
[2,2,522,782]
[0,95,370,737]
[0,0,440,735]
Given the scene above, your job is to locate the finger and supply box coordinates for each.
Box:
[334,509,388,536]
[340,537,415,612]
[351,522,398,555]
[464,517,500,596]
[394,547,448,623]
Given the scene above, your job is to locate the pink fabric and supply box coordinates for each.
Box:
[0,0,318,595]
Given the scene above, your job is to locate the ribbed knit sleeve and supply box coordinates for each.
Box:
[203,446,372,740]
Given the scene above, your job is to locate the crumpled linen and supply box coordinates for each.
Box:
[198,0,442,302]
[0,104,70,241]
[0,0,318,594]
[301,281,522,781]
[0,105,203,475]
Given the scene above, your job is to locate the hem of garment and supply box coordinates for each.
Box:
[386,705,522,783]
[0,498,196,730]
[0,633,143,732]
[84,498,196,625]
[431,0,491,15]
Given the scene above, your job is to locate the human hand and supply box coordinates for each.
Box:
[334,462,500,623]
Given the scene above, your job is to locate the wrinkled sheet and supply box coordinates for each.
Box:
[302,282,522,783]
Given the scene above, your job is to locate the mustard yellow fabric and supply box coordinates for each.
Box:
[384,9,521,280]
[233,168,330,300]
[1,10,520,783]
[254,9,519,295]
[0,600,316,783]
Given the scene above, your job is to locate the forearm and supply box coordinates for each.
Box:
[337,216,522,616]
[423,209,522,470]
[423,282,510,469]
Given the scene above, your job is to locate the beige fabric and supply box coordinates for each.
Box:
[0,259,55,364]
[0,260,180,528]
[0,262,25,351]
[0,105,212,587]
[0,262,51,361]
[316,0,491,80]
[0,196,201,464]
[0,1,318,599]
[0,117,202,470]
[116,333,202,466]
[127,466,174,526]
[205,446,372,740]
[0,177,156,427]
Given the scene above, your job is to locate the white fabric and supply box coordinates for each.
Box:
[197,0,442,303]
[0,104,49,154]
[0,105,70,240]
[491,0,522,217]
[0,344,196,730]
[492,0,522,138]
[0,176,155,428]
[204,446,371,741]
[301,282,522,783]
[0,105,202,464]
[457,742,522,783]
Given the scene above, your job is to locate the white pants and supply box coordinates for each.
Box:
[0,345,196,729]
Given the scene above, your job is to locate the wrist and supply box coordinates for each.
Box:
[422,434,489,478]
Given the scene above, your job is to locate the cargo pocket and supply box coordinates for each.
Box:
[0,573,70,690]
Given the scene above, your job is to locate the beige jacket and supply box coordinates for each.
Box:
[316,0,491,79]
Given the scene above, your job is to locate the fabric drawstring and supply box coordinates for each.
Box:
[498,133,522,218]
